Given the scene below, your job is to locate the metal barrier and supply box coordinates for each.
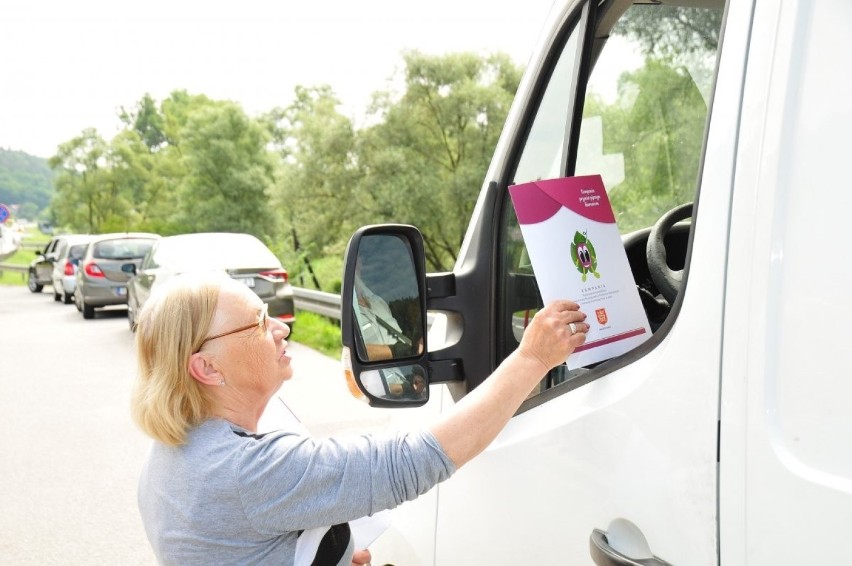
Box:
[0,263,28,274]
[293,287,342,321]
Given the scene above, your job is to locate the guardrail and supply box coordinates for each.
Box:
[0,263,27,274]
[293,287,342,321]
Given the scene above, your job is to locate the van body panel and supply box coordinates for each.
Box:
[721,1,852,564]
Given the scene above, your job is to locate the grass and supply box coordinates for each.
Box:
[293,311,342,359]
[0,268,28,286]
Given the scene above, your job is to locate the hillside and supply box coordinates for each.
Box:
[0,148,54,220]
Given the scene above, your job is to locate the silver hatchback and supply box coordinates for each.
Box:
[74,232,160,319]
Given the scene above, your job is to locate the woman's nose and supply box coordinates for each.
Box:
[270,317,290,339]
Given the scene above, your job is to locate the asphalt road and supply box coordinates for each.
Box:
[0,284,403,564]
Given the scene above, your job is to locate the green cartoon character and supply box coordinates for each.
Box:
[570,231,600,282]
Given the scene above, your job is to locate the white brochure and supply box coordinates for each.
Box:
[508,174,651,369]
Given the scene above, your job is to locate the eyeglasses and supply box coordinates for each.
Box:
[198,303,268,350]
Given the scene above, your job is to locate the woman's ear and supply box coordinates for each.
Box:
[188,352,223,386]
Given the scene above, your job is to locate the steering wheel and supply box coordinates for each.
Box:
[646,202,693,304]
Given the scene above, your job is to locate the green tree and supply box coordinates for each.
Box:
[119,93,167,151]
[172,100,277,241]
[104,129,165,232]
[115,92,188,234]
[265,85,358,289]
[356,51,522,270]
[49,129,129,232]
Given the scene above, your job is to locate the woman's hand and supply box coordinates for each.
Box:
[517,300,588,373]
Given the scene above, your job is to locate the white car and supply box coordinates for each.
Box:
[50,234,93,304]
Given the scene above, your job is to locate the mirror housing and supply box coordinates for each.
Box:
[341,225,430,407]
[121,263,137,275]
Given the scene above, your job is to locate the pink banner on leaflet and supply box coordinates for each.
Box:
[508,175,616,225]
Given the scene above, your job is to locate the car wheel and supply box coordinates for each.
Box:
[82,302,95,320]
[53,290,62,302]
[63,292,74,305]
[27,271,43,293]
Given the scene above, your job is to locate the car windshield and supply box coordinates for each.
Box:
[93,238,156,260]
[152,234,281,271]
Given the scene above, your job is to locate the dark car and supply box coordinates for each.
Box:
[125,232,296,332]
[28,234,83,294]
[74,232,160,319]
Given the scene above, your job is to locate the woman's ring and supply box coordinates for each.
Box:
[569,322,577,334]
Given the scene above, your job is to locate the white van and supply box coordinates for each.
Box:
[339,0,852,564]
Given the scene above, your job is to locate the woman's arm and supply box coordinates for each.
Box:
[429,300,588,468]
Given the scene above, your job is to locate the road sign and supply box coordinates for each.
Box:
[0,204,10,224]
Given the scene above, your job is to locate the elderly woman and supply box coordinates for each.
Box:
[132,273,588,565]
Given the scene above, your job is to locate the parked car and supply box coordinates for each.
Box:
[50,235,94,304]
[28,234,77,293]
[74,232,160,319]
[125,232,296,332]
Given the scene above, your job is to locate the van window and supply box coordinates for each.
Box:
[497,1,724,396]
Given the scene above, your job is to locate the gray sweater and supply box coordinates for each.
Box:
[138,418,455,565]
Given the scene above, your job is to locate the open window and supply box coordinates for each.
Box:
[497,0,725,397]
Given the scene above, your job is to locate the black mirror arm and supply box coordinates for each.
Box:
[424,272,465,383]
[425,272,456,300]
[427,357,464,383]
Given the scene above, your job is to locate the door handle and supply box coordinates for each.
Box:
[590,528,673,566]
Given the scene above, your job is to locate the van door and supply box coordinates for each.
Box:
[720,1,852,563]
[431,0,737,563]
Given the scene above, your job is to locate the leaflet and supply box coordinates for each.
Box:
[508,175,651,369]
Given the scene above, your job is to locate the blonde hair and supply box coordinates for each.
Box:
[131,274,227,445]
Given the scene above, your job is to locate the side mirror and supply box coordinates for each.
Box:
[341,225,429,407]
[121,263,137,275]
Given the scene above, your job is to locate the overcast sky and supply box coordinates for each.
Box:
[1,0,556,158]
